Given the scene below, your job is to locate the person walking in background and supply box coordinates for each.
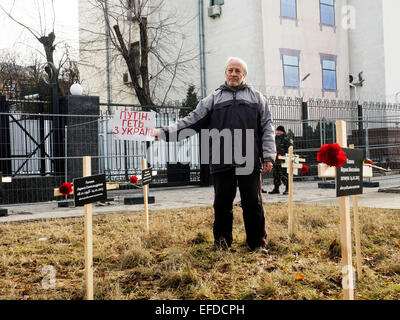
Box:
[268,126,293,195]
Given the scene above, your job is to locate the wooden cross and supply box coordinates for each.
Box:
[52,157,157,299]
[53,171,157,197]
[82,157,94,300]
[278,146,306,236]
[0,173,12,217]
[318,120,373,300]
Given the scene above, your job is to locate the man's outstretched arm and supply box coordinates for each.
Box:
[152,94,214,142]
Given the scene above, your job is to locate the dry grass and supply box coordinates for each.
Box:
[0,204,400,300]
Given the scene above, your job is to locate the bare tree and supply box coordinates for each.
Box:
[58,44,81,95]
[0,49,80,99]
[80,0,199,108]
[0,0,58,66]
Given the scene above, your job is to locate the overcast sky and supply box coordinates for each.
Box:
[0,0,79,64]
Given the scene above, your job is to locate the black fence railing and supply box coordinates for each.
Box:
[1,93,400,205]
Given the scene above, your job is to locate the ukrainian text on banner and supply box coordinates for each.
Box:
[110,110,156,141]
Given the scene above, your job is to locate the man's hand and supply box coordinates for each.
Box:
[151,129,162,141]
[263,161,273,175]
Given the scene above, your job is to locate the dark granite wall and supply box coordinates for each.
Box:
[60,95,100,180]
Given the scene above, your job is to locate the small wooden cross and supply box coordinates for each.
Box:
[278,146,306,236]
[279,151,306,176]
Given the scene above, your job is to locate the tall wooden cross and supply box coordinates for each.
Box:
[278,146,306,236]
[53,157,157,299]
[318,120,373,300]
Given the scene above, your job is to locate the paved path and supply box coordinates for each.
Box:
[1,177,399,223]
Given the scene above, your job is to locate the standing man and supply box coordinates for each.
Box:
[268,126,293,195]
[152,57,276,254]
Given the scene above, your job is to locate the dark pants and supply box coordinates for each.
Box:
[272,163,288,189]
[212,169,267,250]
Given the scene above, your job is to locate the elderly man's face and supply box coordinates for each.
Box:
[225,60,246,87]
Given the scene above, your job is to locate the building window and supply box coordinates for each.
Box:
[281,0,297,19]
[210,0,224,6]
[282,55,300,88]
[129,41,141,76]
[321,57,337,91]
[320,0,335,26]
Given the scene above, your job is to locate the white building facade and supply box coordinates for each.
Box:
[78,0,400,104]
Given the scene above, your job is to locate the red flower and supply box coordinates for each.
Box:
[300,165,309,174]
[364,160,373,166]
[59,182,73,196]
[129,176,138,184]
[317,143,347,167]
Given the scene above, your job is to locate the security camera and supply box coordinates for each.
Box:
[358,72,365,86]
[349,72,364,87]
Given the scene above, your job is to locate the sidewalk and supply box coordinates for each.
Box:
[1,177,399,223]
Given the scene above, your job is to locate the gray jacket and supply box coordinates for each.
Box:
[161,82,276,174]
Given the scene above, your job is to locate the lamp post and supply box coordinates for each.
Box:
[70,83,83,95]
[44,61,64,176]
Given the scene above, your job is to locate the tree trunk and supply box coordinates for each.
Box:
[38,32,56,64]
[113,23,155,111]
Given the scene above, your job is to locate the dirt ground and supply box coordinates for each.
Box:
[1,203,399,300]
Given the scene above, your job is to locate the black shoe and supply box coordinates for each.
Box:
[268,189,280,194]
[261,188,268,194]
[283,187,289,195]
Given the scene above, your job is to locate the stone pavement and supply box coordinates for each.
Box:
[1,176,399,223]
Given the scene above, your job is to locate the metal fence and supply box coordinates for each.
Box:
[0,101,202,204]
[1,93,400,205]
[97,103,200,183]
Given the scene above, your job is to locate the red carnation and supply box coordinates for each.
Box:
[317,143,347,167]
[59,182,73,196]
[364,160,373,166]
[300,165,309,174]
[129,176,138,184]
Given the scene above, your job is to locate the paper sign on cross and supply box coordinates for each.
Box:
[54,182,119,197]
[278,146,306,236]
[109,110,156,141]
[318,120,374,300]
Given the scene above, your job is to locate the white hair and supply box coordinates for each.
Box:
[225,57,248,75]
